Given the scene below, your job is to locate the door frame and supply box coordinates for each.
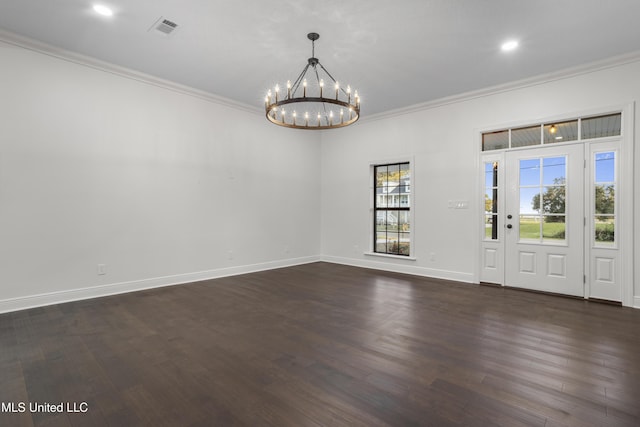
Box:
[476,103,634,307]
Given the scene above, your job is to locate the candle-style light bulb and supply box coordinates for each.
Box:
[340,109,344,124]
[347,85,351,104]
[319,79,324,98]
[281,109,285,123]
[287,80,292,98]
[305,112,309,126]
[317,112,322,126]
[335,82,339,100]
[329,110,334,126]
[293,111,297,125]
[275,85,280,102]
[303,79,307,97]
[267,90,272,104]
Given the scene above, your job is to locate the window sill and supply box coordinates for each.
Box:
[364,252,417,261]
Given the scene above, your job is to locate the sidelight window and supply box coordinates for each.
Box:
[484,161,499,240]
[593,151,616,246]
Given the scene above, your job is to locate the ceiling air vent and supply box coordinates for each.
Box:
[149,17,179,36]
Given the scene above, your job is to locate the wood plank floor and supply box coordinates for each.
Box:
[1,262,639,426]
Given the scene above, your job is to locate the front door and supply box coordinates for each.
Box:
[504,144,584,296]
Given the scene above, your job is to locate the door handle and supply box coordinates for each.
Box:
[507,224,513,229]
[507,214,513,219]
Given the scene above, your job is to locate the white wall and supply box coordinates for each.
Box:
[0,40,322,312]
[2,36,639,313]
[320,58,640,306]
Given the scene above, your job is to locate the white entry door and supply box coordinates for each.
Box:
[504,144,585,296]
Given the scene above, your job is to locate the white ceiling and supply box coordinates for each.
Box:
[2,0,640,116]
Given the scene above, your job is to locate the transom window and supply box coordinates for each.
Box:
[374,162,411,256]
[482,113,621,151]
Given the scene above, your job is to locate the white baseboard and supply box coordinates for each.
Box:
[320,255,475,284]
[0,256,321,314]
[634,296,640,309]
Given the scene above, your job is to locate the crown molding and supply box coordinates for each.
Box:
[0,29,262,116]
[362,50,640,123]
[3,28,640,123]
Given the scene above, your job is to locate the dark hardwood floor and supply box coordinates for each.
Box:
[1,262,639,426]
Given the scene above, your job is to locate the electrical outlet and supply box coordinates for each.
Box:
[97,264,107,275]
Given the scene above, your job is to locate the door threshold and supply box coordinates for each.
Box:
[479,281,502,288]
[586,297,622,306]
[503,285,584,301]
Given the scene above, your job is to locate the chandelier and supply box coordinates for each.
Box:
[264,32,360,130]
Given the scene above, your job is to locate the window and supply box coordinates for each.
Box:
[374,162,410,255]
[582,114,621,139]
[483,130,509,151]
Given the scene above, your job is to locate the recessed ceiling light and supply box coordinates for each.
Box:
[501,40,519,52]
[93,4,113,17]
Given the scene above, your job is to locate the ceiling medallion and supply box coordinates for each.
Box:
[264,32,360,130]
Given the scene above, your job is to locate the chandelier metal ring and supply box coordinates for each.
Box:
[264,33,361,130]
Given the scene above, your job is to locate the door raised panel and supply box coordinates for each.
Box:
[547,254,566,278]
[519,252,536,274]
[595,257,614,282]
[484,248,497,269]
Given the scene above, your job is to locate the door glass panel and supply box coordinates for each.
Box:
[594,151,616,246]
[484,161,499,240]
[519,159,540,186]
[519,156,567,244]
[520,215,540,240]
[485,215,498,239]
[594,218,615,246]
[595,152,614,182]
[485,162,497,188]
[595,185,615,215]
[542,186,566,214]
[542,157,566,185]
[512,125,541,148]
[543,216,566,241]
[520,187,539,215]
